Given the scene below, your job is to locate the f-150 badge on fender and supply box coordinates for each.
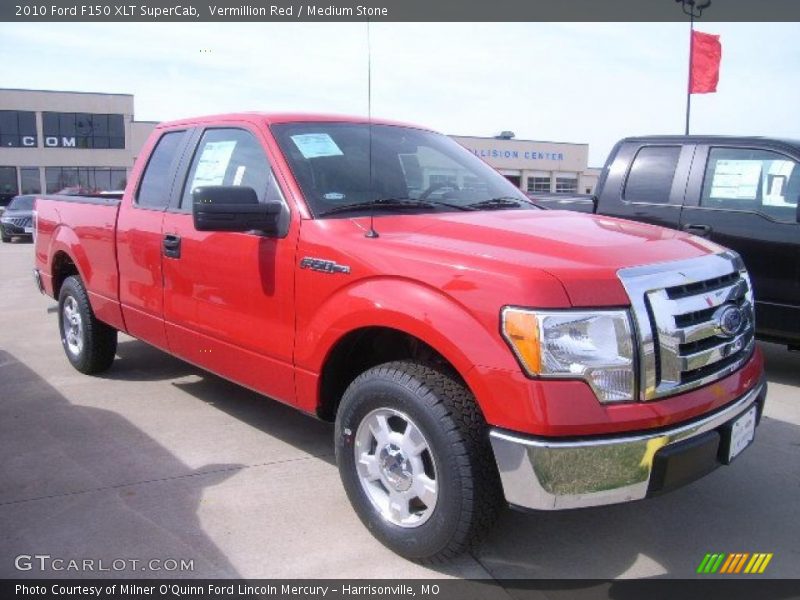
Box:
[299,257,351,274]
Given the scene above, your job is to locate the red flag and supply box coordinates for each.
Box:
[690,30,722,94]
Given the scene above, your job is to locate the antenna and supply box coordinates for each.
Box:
[364,18,379,239]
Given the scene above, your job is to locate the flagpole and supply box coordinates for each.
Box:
[685,10,694,135]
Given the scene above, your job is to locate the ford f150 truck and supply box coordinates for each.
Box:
[34,115,766,561]
[531,136,800,350]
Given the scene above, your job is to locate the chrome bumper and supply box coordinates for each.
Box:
[489,381,765,511]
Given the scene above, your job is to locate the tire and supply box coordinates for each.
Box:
[335,360,503,562]
[1,231,10,243]
[58,275,117,374]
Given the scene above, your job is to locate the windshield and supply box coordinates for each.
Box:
[8,195,34,211]
[271,122,537,217]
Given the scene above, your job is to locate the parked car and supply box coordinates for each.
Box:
[530,136,800,350]
[1,194,35,242]
[33,115,766,561]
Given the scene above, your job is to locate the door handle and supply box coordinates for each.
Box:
[682,223,712,237]
[163,234,181,258]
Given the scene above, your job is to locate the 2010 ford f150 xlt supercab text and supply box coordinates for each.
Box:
[33,114,767,561]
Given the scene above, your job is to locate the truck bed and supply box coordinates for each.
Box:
[34,194,124,330]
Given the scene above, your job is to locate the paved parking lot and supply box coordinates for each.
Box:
[1,239,798,580]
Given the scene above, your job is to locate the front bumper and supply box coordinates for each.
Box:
[489,380,766,510]
[1,221,33,236]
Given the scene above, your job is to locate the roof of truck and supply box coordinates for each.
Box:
[620,135,800,149]
[156,112,429,131]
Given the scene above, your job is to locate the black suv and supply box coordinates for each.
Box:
[1,195,35,242]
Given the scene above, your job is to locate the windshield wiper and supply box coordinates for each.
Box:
[316,197,473,217]
[465,196,538,210]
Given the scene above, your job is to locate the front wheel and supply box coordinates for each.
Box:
[58,275,117,374]
[335,361,503,562]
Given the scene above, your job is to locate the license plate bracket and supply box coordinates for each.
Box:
[720,405,757,464]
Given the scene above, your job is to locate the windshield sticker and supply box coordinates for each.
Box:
[191,140,237,188]
[324,192,346,201]
[291,133,344,159]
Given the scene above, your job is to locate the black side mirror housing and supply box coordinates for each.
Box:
[192,186,281,233]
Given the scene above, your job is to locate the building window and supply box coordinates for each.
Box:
[527,177,551,193]
[42,112,125,149]
[623,146,681,203]
[555,177,578,194]
[0,111,37,148]
[20,168,41,194]
[45,167,128,194]
[0,166,18,203]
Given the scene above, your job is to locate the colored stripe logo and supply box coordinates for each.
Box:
[696,552,773,574]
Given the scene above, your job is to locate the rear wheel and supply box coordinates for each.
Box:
[58,275,117,374]
[335,360,503,562]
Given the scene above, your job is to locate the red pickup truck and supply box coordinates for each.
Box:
[33,113,766,561]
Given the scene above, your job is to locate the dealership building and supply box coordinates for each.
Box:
[0,87,598,202]
[451,134,600,195]
[0,88,156,202]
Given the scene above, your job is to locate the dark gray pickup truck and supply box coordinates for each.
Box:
[531,136,800,349]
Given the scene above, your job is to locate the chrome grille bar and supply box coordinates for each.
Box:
[618,251,755,401]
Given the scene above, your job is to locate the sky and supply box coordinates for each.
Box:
[1,21,798,165]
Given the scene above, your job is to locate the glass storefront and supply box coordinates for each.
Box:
[42,112,125,149]
[20,167,41,194]
[45,167,127,194]
[0,111,37,148]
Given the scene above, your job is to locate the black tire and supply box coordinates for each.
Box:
[1,231,10,243]
[58,275,117,374]
[335,360,503,562]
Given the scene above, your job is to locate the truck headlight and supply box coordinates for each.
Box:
[501,307,636,403]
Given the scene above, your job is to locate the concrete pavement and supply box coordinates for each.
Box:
[1,239,798,580]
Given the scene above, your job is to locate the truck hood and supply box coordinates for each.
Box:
[362,209,724,306]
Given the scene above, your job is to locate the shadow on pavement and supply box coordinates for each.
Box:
[109,339,335,466]
[0,349,243,578]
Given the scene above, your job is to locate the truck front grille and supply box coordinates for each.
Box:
[618,251,755,401]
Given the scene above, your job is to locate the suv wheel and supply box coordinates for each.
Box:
[58,275,117,374]
[335,360,503,562]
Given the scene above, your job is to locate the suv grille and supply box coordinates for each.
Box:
[618,251,755,401]
[8,216,32,228]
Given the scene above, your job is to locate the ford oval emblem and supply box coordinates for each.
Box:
[715,305,744,338]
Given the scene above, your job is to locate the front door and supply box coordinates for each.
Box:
[680,145,800,343]
[161,124,299,403]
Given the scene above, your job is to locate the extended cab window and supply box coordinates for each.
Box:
[623,145,681,204]
[136,130,186,209]
[180,128,283,210]
[701,148,799,223]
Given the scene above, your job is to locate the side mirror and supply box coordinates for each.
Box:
[192,186,281,233]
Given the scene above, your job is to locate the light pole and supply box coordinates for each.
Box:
[676,0,712,134]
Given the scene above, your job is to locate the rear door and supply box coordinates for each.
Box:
[598,142,693,229]
[680,145,800,343]
[116,128,190,350]
[160,122,299,404]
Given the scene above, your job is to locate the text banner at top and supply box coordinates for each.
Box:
[4,0,800,22]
